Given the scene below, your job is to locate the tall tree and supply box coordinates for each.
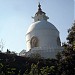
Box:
[57,21,75,75]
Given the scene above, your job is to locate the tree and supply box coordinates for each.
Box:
[57,21,75,75]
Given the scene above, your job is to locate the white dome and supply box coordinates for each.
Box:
[26,19,60,51]
[26,20,58,34]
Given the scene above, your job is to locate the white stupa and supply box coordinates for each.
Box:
[25,3,63,58]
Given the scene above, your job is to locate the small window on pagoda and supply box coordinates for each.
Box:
[30,36,38,48]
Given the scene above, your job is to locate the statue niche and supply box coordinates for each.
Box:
[57,37,61,46]
[30,36,38,48]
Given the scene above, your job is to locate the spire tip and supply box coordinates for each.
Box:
[38,2,41,10]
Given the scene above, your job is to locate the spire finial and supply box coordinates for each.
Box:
[33,2,49,21]
[38,2,41,11]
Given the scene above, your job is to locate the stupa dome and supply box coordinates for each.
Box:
[26,20,58,34]
[25,3,63,58]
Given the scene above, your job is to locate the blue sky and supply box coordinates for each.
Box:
[0,0,74,53]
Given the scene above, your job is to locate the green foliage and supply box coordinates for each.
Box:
[29,64,38,75]
[40,66,56,75]
[0,52,58,75]
[57,21,75,75]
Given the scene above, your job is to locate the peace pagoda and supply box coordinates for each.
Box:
[25,3,63,58]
